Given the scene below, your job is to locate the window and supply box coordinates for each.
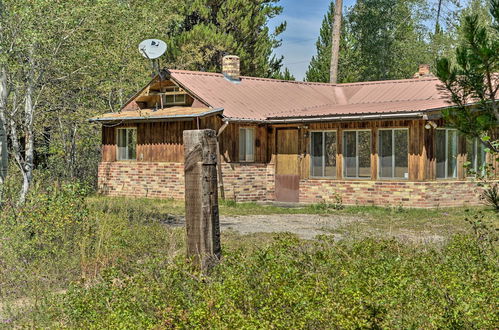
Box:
[164,86,186,105]
[239,128,255,162]
[117,128,137,160]
[466,137,487,176]
[343,130,371,178]
[436,129,458,178]
[378,129,409,179]
[310,131,337,177]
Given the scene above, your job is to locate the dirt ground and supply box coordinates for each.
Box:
[219,214,365,240]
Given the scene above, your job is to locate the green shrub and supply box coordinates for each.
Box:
[56,233,498,329]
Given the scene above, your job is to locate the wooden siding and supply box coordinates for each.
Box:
[101,117,494,181]
[101,116,268,164]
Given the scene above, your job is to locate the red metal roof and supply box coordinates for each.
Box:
[169,69,452,120]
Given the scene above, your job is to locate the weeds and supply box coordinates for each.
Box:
[0,189,498,328]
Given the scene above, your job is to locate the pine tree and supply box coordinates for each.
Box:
[273,67,295,80]
[347,0,431,81]
[168,0,286,78]
[307,0,433,83]
[305,2,335,83]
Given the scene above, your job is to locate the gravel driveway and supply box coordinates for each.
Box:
[165,214,366,239]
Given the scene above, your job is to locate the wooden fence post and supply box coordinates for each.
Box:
[183,129,221,271]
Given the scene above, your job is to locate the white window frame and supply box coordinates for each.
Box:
[436,128,458,179]
[164,86,186,105]
[466,137,487,177]
[377,128,409,180]
[343,129,372,179]
[239,127,255,162]
[116,127,137,161]
[310,130,337,178]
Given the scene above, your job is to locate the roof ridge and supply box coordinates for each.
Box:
[338,77,439,87]
[168,68,441,87]
[168,69,337,86]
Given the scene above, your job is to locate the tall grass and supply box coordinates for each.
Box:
[0,185,497,328]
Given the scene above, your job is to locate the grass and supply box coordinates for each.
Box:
[87,195,498,243]
[0,189,497,328]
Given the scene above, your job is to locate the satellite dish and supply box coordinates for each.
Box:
[138,39,167,59]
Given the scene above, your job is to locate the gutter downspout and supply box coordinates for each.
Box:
[216,120,229,200]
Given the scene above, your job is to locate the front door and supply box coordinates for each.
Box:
[275,128,300,202]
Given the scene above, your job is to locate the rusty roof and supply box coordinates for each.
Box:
[90,107,223,122]
[168,69,452,121]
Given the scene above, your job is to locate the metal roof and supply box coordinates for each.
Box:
[169,70,452,121]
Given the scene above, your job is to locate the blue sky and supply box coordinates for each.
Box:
[268,0,339,81]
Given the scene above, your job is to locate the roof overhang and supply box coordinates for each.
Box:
[89,107,224,123]
[222,109,445,124]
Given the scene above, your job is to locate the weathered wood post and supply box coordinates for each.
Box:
[183,129,221,271]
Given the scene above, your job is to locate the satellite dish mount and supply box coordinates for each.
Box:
[138,39,168,109]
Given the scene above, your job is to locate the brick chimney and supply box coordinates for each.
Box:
[413,64,433,78]
[222,55,240,81]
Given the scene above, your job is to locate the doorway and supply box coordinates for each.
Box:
[275,128,300,202]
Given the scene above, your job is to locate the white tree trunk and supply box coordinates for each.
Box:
[18,73,34,204]
[0,66,8,204]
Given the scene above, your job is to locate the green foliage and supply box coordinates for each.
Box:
[306,0,432,83]
[1,194,498,327]
[309,195,344,213]
[58,233,498,328]
[273,67,295,80]
[481,182,499,209]
[167,0,286,78]
[436,0,499,141]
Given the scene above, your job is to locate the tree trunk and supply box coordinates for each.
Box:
[0,66,9,205]
[18,74,35,204]
[329,0,343,84]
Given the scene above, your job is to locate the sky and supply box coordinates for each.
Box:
[267,0,341,81]
[268,0,459,81]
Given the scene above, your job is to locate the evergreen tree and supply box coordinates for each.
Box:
[168,0,286,78]
[305,2,356,83]
[305,2,335,83]
[436,0,498,147]
[273,67,295,80]
[306,0,430,83]
[347,0,431,81]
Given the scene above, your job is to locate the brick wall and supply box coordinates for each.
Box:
[98,161,492,208]
[299,179,493,208]
[98,161,275,202]
[98,162,185,199]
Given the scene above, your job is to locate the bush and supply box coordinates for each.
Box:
[56,233,498,329]
[481,183,499,211]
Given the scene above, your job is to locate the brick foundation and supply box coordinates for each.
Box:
[98,162,492,208]
[299,179,491,208]
[98,161,275,202]
[98,162,186,199]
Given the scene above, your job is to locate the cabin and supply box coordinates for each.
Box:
[91,56,498,208]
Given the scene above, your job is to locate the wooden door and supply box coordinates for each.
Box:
[275,128,300,202]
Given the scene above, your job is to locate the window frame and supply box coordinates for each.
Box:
[239,127,255,162]
[164,86,187,105]
[377,128,409,180]
[116,127,137,161]
[343,129,372,179]
[466,137,487,177]
[436,128,458,179]
[309,129,338,178]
